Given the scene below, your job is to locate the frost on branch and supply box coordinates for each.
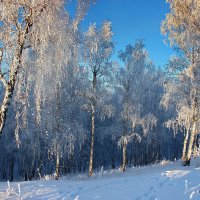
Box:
[118,133,141,147]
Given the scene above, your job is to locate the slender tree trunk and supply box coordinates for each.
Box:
[121,120,128,172]
[187,122,197,161]
[9,155,15,182]
[0,54,21,134]
[89,71,97,177]
[0,84,13,134]
[111,142,115,169]
[55,144,60,179]
[121,141,127,172]
[193,134,198,158]
[89,104,95,176]
[182,128,190,160]
[55,82,61,179]
[187,89,198,162]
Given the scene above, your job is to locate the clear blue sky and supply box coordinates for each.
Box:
[71,0,174,67]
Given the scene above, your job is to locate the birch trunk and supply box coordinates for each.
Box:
[55,83,61,179]
[121,141,127,172]
[187,90,198,161]
[0,54,22,135]
[0,84,13,135]
[182,128,190,160]
[55,146,60,180]
[89,71,96,177]
[89,104,95,176]
[187,122,197,161]
[0,53,21,135]
[0,13,32,136]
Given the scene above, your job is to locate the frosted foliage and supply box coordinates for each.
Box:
[73,0,96,30]
[162,79,198,135]
[161,81,179,110]
[161,0,200,161]
[0,0,63,56]
[0,0,193,180]
[99,103,114,121]
[82,20,114,176]
[84,21,114,71]
[118,133,141,147]
[0,0,93,73]
[118,41,157,146]
[161,56,199,133]
[102,21,113,41]
[162,0,200,88]
[140,113,157,135]
[86,24,96,37]
[0,0,94,149]
[162,0,200,101]
[85,24,98,54]
[82,20,114,119]
[162,0,200,53]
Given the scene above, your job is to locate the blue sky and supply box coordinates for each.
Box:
[71,0,174,67]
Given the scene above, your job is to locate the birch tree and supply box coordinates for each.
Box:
[0,0,95,137]
[0,0,64,136]
[161,0,200,164]
[117,41,157,172]
[0,0,95,179]
[83,21,114,176]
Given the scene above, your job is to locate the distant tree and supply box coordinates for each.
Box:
[117,41,157,172]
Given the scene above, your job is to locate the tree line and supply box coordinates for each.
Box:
[0,0,199,181]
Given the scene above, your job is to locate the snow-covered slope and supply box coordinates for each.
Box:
[0,158,200,200]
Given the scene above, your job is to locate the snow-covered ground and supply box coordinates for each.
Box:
[0,158,200,200]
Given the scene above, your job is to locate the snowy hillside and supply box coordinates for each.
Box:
[0,158,200,200]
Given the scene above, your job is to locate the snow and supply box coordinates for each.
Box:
[0,158,200,200]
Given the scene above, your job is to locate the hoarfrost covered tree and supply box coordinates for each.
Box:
[0,0,188,181]
[0,0,65,136]
[82,21,114,176]
[117,41,157,172]
[0,0,95,137]
[0,0,95,180]
[161,0,200,164]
